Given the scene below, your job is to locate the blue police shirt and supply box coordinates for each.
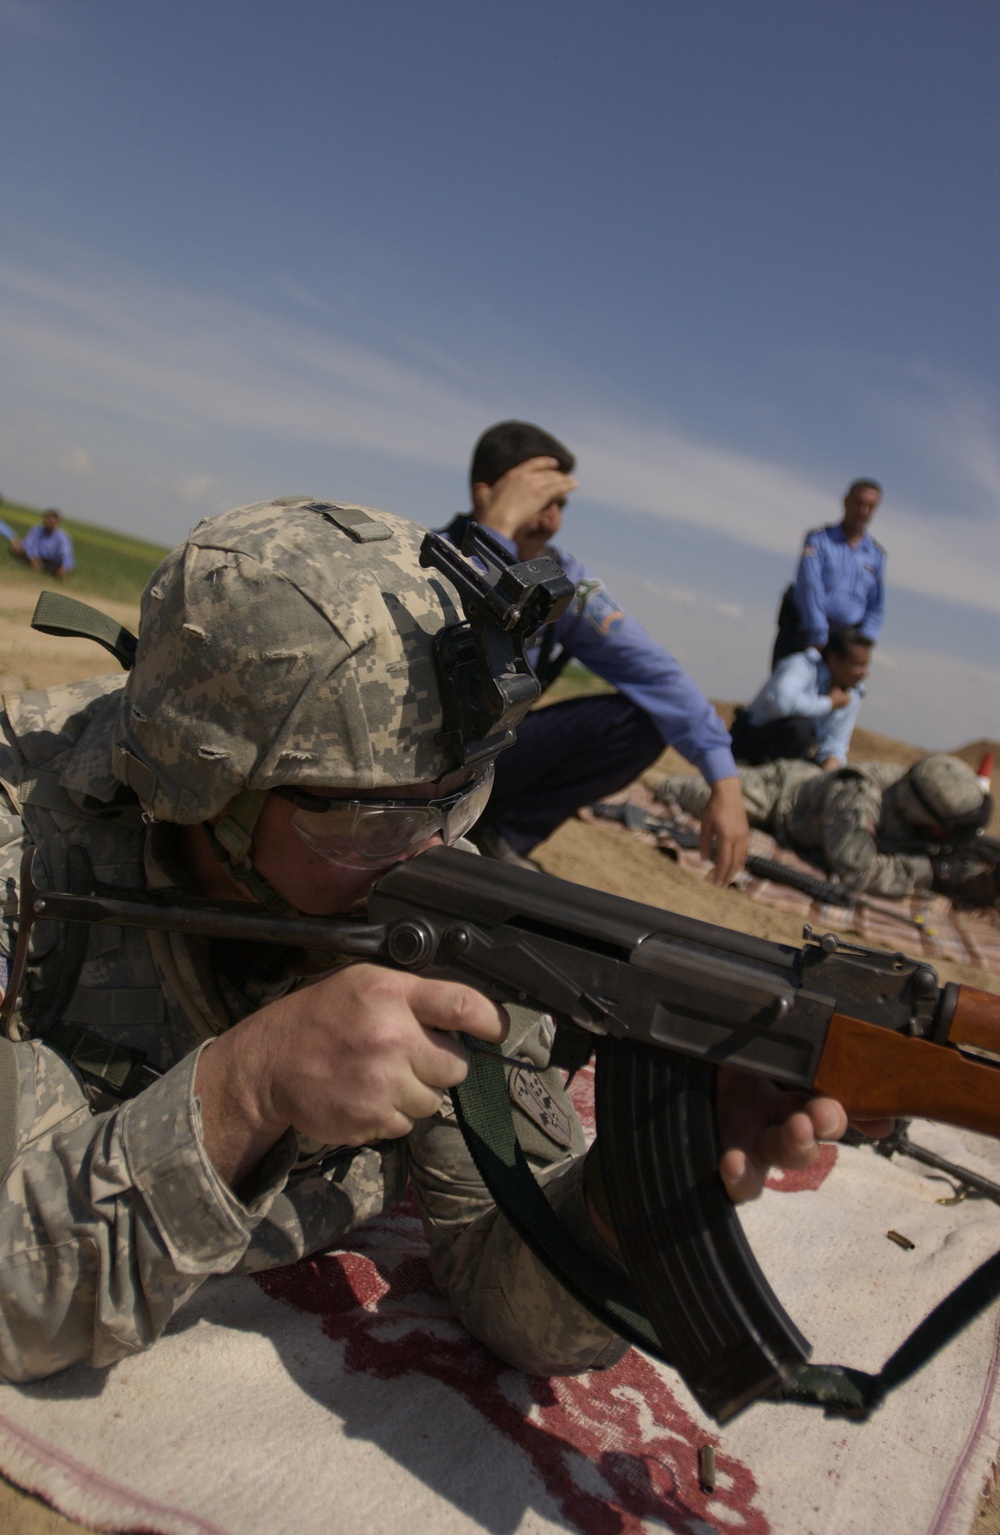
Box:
[442,516,737,785]
[747,648,862,765]
[22,523,74,571]
[792,524,885,649]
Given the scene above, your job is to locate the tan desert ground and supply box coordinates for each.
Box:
[1,574,998,1534]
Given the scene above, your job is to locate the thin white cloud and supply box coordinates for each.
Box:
[56,447,93,475]
[0,246,997,619]
[180,475,215,503]
[865,354,1000,513]
[595,564,998,752]
[569,417,996,612]
[0,257,487,468]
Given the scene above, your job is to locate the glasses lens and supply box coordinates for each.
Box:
[442,769,494,844]
[289,764,494,870]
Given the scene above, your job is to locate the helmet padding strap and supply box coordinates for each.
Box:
[209,789,296,913]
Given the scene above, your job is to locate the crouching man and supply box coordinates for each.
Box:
[0,497,855,1384]
[730,626,872,770]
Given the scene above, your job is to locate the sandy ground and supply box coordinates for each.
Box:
[0,582,143,697]
[1,576,998,1532]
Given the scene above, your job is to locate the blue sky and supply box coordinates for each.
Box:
[2,0,997,748]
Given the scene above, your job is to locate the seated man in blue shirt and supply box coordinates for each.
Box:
[731,626,872,770]
[9,508,74,580]
[440,421,748,884]
[773,480,885,667]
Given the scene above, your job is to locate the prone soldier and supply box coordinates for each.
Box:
[0,498,857,1384]
[656,754,997,903]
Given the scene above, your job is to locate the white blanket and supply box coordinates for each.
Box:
[1,1095,998,1535]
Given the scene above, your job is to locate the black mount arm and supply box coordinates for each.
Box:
[420,526,573,765]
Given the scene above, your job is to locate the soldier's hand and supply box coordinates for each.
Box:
[475,456,578,543]
[716,1066,894,1203]
[196,966,508,1189]
[700,776,749,886]
[828,686,851,710]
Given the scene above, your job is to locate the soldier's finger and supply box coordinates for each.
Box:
[803,1096,848,1142]
[402,974,510,1043]
[395,1077,447,1124]
[718,1146,764,1203]
[409,1027,475,1091]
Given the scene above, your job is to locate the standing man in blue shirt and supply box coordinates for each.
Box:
[730,626,872,770]
[772,480,885,666]
[9,508,75,580]
[440,421,748,884]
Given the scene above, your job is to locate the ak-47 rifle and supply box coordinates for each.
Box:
[16,841,1000,1425]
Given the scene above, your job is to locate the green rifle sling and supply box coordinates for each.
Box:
[449,1041,666,1360]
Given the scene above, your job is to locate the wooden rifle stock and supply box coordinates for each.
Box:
[815,992,1000,1136]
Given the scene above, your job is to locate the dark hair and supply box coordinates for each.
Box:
[42,508,62,520]
[470,421,575,488]
[824,625,873,659]
[845,478,882,500]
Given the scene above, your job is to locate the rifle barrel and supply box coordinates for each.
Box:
[32,889,385,957]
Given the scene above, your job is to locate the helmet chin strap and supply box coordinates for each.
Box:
[208,789,297,914]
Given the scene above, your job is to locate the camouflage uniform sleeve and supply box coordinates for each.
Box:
[819,775,935,897]
[407,1006,628,1375]
[0,1040,297,1382]
[654,773,713,817]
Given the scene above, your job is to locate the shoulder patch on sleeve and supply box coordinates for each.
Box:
[509,1065,574,1149]
[574,579,625,637]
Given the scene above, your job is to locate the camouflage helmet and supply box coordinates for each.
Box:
[112,498,465,823]
[890,753,988,834]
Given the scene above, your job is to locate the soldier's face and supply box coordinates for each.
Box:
[250,772,480,914]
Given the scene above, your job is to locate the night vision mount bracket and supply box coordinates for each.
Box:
[420,525,574,767]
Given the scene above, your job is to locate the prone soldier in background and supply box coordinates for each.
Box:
[0,498,853,1384]
[655,753,997,904]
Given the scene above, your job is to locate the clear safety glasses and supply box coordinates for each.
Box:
[273,765,495,870]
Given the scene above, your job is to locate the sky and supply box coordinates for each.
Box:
[1,0,998,749]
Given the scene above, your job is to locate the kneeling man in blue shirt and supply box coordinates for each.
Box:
[440,421,749,884]
[731,627,872,770]
[9,508,74,580]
